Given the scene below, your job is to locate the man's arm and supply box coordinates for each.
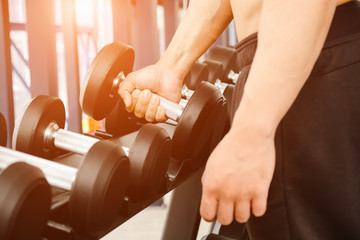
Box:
[159,0,233,79]
[234,0,338,135]
[119,0,233,120]
[200,0,338,225]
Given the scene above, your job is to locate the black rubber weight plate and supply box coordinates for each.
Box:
[13,95,65,159]
[0,162,51,240]
[105,100,146,137]
[207,46,238,82]
[172,82,224,161]
[183,62,209,90]
[69,140,129,236]
[81,42,135,120]
[203,59,224,84]
[0,113,7,147]
[128,124,171,202]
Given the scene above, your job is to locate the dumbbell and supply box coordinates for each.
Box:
[203,59,224,84]
[7,140,129,236]
[181,60,234,103]
[180,62,232,149]
[203,59,235,107]
[105,100,147,137]
[0,161,51,240]
[180,61,208,100]
[13,95,171,202]
[182,61,209,94]
[80,42,225,161]
[206,45,239,84]
[0,113,7,147]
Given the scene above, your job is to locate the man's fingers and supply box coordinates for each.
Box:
[145,95,159,122]
[127,89,141,113]
[155,106,167,122]
[217,199,235,225]
[200,192,218,222]
[251,188,268,217]
[134,89,151,118]
[235,200,251,223]
[118,77,135,109]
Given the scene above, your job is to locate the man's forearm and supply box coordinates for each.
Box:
[158,0,233,79]
[232,0,338,135]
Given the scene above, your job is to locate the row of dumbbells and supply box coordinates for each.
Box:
[0,42,239,239]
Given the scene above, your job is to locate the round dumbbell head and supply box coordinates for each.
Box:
[13,95,65,159]
[105,101,146,137]
[128,123,171,202]
[172,82,225,161]
[69,140,130,236]
[183,62,209,90]
[203,59,225,84]
[207,46,238,82]
[0,113,7,147]
[0,162,51,240]
[80,42,135,121]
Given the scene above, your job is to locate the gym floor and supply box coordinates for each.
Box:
[101,191,213,240]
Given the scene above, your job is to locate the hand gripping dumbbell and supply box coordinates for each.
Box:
[80,42,225,161]
[206,45,239,84]
[0,113,7,147]
[13,95,171,202]
[0,161,51,240]
[12,97,130,235]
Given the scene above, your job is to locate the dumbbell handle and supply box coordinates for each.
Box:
[0,146,77,190]
[158,96,184,122]
[214,79,229,94]
[227,69,239,84]
[164,99,187,125]
[45,122,130,156]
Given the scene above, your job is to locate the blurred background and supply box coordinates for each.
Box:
[0,0,237,239]
[2,0,237,141]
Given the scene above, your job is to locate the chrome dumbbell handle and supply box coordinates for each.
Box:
[158,96,184,122]
[227,70,239,84]
[179,99,188,108]
[0,146,77,190]
[181,85,194,100]
[43,121,130,156]
[214,79,229,94]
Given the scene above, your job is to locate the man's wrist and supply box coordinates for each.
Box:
[231,92,280,139]
[156,53,192,82]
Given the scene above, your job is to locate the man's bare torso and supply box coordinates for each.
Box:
[230,0,353,41]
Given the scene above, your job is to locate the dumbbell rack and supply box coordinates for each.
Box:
[42,123,211,240]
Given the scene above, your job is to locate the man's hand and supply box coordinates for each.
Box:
[200,126,275,225]
[118,63,183,122]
